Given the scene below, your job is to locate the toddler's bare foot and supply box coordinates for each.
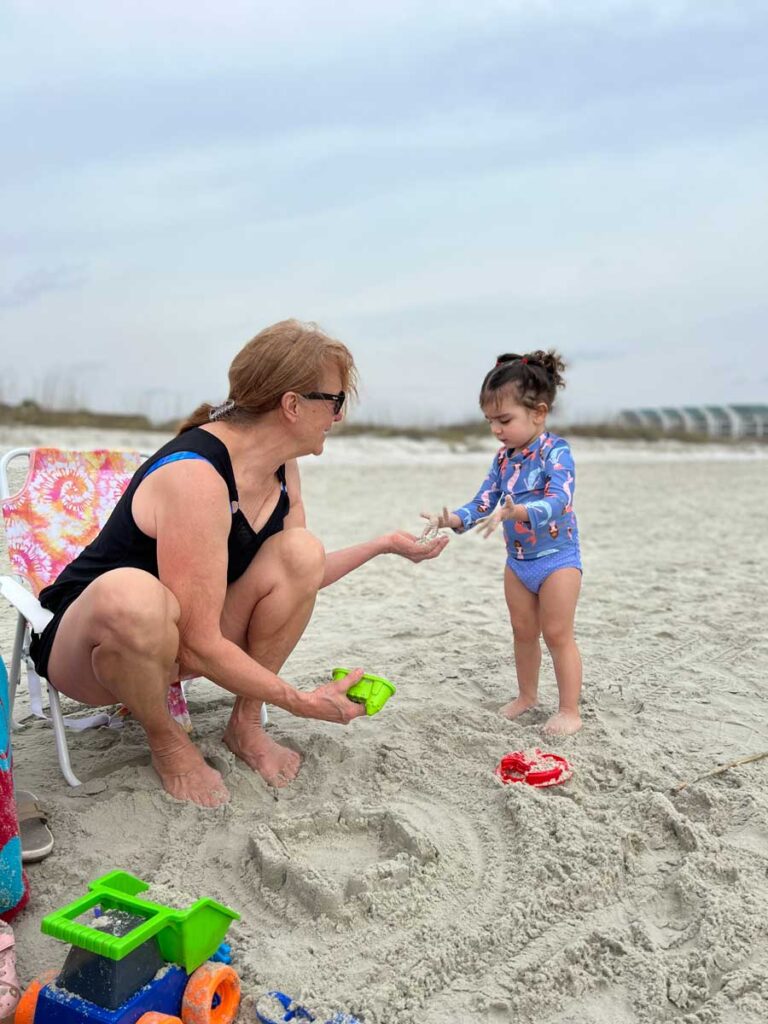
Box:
[499,696,538,720]
[542,710,582,736]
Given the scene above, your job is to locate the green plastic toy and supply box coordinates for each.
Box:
[40,870,239,972]
[332,667,396,716]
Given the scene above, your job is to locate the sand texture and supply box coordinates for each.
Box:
[2,425,767,1023]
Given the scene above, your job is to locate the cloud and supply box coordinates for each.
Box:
[1,0,766,422]
[3,0,766,183]
[0,265,87,310]
[569,350,621,362]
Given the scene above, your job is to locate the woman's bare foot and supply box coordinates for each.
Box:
[542,710,582,736]
[150,724,230,807]
[223,702,301,787]
[499,696,538,720]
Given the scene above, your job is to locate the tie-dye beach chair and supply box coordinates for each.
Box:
[0,447,191,787]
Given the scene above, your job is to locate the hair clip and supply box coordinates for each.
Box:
[209,398,236,421]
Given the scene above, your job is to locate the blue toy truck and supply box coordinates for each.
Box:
[16,871,241,1024]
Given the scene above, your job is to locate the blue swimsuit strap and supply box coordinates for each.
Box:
[142,451,210,477]
[144,451,287,493]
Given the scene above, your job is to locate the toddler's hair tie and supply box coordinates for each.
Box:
[495,353,523,366]
[209,398,236,421]
[521,357,528,364]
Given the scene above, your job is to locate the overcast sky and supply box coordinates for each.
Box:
[2,1,767,425]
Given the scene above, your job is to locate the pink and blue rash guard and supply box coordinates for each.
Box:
[452,431,580,563]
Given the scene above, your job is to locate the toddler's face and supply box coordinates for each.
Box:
[483,395,546,450]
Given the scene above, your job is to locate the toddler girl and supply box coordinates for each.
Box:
[422,351,583,735]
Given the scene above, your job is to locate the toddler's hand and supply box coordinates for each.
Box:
[419,508,460,540]
[476,495,519,537]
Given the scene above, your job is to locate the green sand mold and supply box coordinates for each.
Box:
[40,870,239,972]
[332,667,396,716]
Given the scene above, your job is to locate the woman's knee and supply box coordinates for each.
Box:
[274,528,325,589]
[91,571,180,653]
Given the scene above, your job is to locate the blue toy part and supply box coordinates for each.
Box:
[211,942,232,964]
[254,991,360,1024]
[35,963,188,1024]
[255,991,315,1023]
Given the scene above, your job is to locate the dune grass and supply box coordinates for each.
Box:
[1,400,760,445]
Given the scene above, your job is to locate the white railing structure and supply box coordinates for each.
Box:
[617,405,768,439]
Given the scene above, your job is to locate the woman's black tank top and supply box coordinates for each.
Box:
[38,427,290,616]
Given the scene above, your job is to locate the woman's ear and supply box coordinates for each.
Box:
[281,391,301,421]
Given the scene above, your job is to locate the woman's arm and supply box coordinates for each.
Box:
[321,530,448,588]
[282,459,307,529]
[144,460,361,722]
[280,459,448,587]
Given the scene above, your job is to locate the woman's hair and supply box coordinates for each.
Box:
[479,349,567,411]
[177,319,358,435]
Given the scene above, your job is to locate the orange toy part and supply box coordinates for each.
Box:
[181,962,241,1024]
[135,1015,184,1024]
[14,971,57,1024]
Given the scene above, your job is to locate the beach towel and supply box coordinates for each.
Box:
[0,656,29,921]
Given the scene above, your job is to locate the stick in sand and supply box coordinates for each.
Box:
[675,751,768,792]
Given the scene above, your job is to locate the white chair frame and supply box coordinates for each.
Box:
[1,447,120,785]
[1,446,269,788]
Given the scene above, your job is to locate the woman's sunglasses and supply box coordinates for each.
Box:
[301,391,346,415]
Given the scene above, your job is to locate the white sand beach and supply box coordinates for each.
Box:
[2,425,767,1023]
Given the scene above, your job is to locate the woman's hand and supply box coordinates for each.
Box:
[388,529,449,562]
[476,495,525,537]
[302,668,368,724]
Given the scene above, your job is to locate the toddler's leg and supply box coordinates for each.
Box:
[0,923,20,1024]
[500,566,541,719]
[539,568,582,735]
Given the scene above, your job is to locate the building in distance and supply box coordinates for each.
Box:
[617,405,768,439]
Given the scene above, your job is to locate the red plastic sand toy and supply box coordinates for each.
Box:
[494,748,573,788]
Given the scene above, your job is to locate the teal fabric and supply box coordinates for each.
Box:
[0,655,28,919]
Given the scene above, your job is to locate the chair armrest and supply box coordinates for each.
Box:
[0,576,54,634]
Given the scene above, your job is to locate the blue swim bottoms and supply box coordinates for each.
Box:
[505,547,582,595]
